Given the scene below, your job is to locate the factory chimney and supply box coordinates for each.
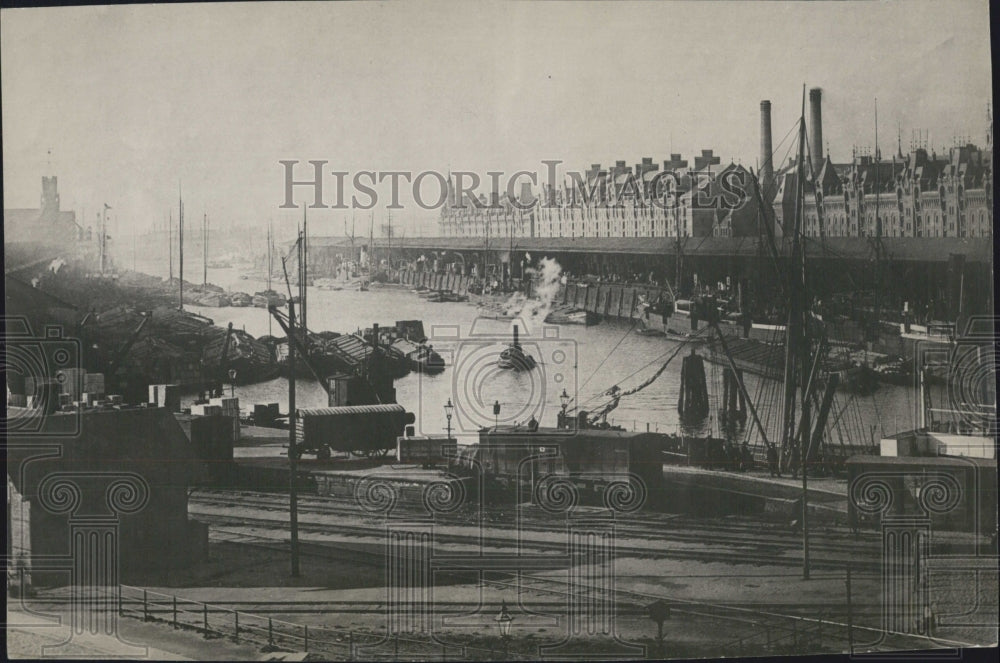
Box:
[808,88,824,174]
[759,100,774,198]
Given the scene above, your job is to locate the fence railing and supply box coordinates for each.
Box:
[118,584,524,660]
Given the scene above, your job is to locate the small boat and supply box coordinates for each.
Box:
[497,325,536,371]
[544,305,598,326]
[229,292,252,307]
[389,337,445,374]
[314,278,343,291]
[872,357,914,386]
[196,292,230,307]
[369,281,410,291]
[426,290,468,303]
[635,317,665,337]
[253,289,287,308]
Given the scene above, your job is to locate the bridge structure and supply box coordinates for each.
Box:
[299,235,993,321]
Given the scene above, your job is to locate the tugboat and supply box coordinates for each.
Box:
[497,325,536,371]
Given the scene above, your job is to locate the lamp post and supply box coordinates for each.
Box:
[493,400,501,430]
[444,398,454,442]
[228,368,237,398]
[496,600,513,657]
[559,388,570,429]
[646,599,671,658]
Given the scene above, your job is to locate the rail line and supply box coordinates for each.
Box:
[190,489,883,562]
[194,506,878,572]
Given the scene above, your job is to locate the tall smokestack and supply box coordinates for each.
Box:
[808,88,824,174]
[759,100,774,197]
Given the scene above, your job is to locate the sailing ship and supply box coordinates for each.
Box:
[253,222,287,308]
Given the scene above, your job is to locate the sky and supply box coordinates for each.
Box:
[1,0,992,241]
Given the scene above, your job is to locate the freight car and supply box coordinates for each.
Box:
[455,426,668,505]
[846,454,997,539]
[295,404,415,459]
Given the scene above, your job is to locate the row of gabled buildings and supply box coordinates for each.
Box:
[438,150,764,241]
[439,89,993,240]
[779,142,992,239]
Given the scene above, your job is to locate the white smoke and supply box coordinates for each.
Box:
[531,257,563,314]
[498,256,564,320]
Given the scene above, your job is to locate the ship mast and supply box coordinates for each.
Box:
[178,183,184,310]
[779,85,818,580]
[203,212,208,286]
[873,98,884,343]
[300,205,308,333]
[675,199,683,296]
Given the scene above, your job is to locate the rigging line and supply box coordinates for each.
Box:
[761,119,801,176]
[573,319,638,403]
[573,340,682,410]
[573,327,711,412]
[617,326,712,397]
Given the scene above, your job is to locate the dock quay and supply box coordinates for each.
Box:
[211,423,848,525]
[661,464,848,525]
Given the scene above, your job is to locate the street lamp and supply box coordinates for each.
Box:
[444,398,454,441]
[493,400,501,430]
[228,368,237,398]
[646,599,671,657]
[496,600,513,656]
[559,388,571,429]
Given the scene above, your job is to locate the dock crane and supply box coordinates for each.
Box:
[205,322,236,397]
[267,305,395,406]
[266,304,398,458]
[105,311,151,401]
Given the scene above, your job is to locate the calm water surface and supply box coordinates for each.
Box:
[139,261,919,447]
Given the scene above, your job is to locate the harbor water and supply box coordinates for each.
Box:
[162,263,921,448]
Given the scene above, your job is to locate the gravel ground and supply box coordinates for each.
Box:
[109,536,996,659]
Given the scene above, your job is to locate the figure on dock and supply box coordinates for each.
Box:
[766,443,781,477]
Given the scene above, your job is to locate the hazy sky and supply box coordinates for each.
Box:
[2,0,992,240]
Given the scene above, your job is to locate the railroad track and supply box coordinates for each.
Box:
[194,508,878,571]
[190,489,883,563]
